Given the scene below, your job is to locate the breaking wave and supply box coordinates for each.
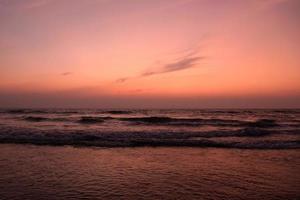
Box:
[98,116,279,128]
[8,109,42,114]
[0,126,299,149]
[104,110,133,114]
[1,109,299,149]
[245,119,279,128]
[19,115,281,128]
[0,135,298,149]
[24,116,49,122]
[23,116,70,122]
[3,109,79,115]
[78,116,113,124]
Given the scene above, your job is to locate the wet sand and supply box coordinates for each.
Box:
[0,144,299,200]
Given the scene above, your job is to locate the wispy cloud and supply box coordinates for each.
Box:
[141,55,204,77]
[116,47,205,83]
[61,72,72,76]
[116,77,130,83]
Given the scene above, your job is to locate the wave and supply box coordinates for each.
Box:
[236,128,272,137]
[3,109,79,115]
[104,110,133,115]
[23,116,71,122]
[24,116,49,122]
[78,117,113,124]
[23,116,111,123]
[0,126,298,149]
[118,117,279,128]
[245,119,279,128]
[271,109,300,114]
[0,135,298,149]
[2,109,134,115]
[119,116,244,126]
[19,115,281,129]
[6,109,49,114]
[54,111,79,114]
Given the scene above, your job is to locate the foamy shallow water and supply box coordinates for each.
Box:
[0,145,299,200]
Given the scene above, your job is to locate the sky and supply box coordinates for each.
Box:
[0,0,299,108]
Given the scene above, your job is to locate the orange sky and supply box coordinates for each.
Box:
[0,0,299,108]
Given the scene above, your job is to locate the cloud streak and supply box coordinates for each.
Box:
[116,48,204,83]
[141,55,204,77]
[61,72,72,76]
[116,77,130,83]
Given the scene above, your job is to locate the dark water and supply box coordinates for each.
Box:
[0,145,299,200]
[0,109,299,149]
[0,109,299,199]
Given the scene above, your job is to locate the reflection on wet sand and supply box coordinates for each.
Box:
[0,145,299,200]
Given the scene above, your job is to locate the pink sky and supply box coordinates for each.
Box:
[0,0,299,108]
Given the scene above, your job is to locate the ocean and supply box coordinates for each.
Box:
[0,109,299,199]
[0,109,299,148]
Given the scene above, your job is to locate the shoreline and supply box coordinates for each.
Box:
[0,141,299,150]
